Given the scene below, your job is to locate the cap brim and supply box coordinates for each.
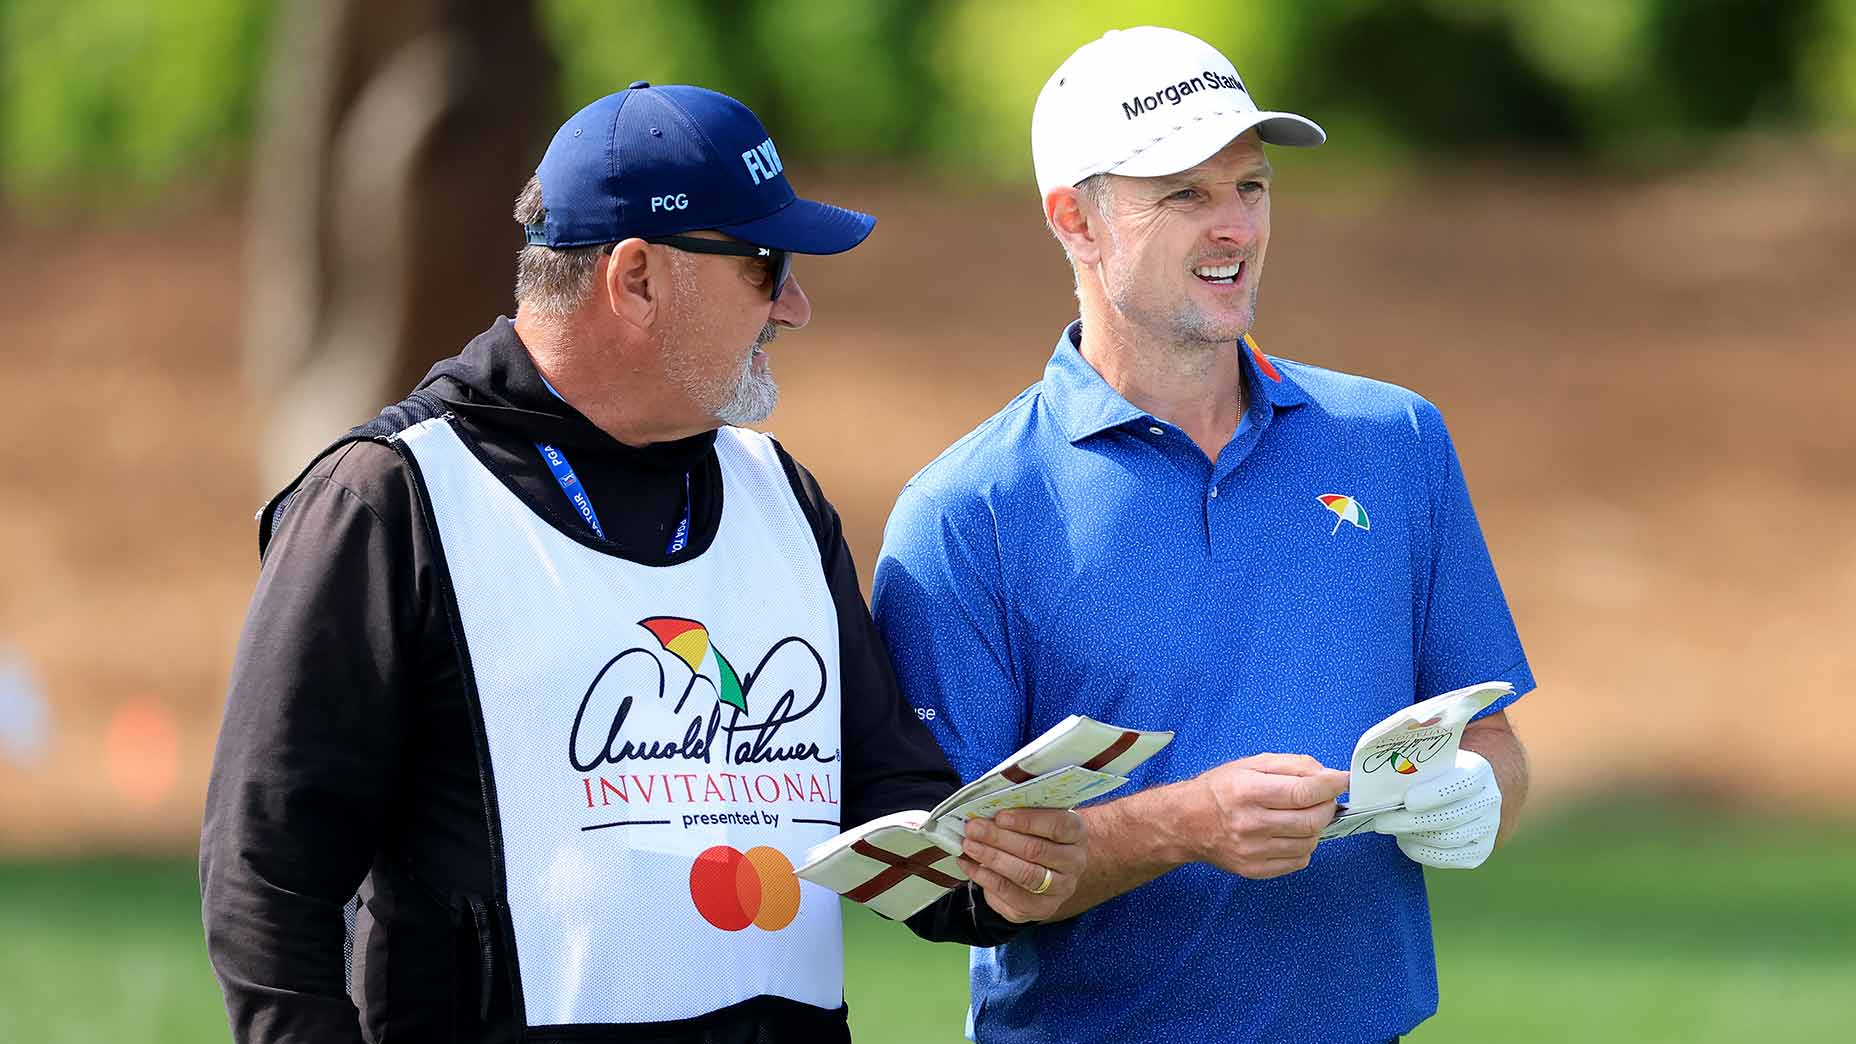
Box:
[1110,109,1326,181]
[715,197,875,255]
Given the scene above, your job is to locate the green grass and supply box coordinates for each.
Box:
[0,858,225,1044]
[4,805,1853,1042]
[1415,804,1856,1043]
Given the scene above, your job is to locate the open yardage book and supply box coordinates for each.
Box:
[1319,680,1512,840]
[795,715,1174,920]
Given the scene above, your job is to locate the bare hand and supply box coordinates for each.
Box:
[1193,753,1348,879]
[958,808,1087,923]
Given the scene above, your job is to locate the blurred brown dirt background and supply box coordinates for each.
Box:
[3,152,1853,850]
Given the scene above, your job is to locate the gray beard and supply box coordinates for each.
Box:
[712,323,780,425]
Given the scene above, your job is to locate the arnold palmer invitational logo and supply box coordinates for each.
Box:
[569,617,841,834]
[1360,716,1452,777]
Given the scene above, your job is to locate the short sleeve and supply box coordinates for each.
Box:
[871,484,1025,783]
[1412,402,1535,717]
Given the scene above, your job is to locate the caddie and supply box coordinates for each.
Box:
[201,81,1086,1044]
[872,27,1535,1044]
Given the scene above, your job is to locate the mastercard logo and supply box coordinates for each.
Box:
[689,845,800,932]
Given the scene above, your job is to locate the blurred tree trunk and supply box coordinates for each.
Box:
[245,0,555,490]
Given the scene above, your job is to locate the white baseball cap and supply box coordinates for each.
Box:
[1031,26,1326,197]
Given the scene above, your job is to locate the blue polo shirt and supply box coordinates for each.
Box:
[871,322,1534,1044]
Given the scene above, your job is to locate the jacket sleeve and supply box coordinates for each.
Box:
[771,442,1022,948]
[200,442,423,1043]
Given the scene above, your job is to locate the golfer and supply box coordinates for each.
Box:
[873,27,1534,1044]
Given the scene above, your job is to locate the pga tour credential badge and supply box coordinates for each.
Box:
[1317,493,1369,536]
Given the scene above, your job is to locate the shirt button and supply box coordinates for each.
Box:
[1148,425,1164,436]
[1209,486,1220,499]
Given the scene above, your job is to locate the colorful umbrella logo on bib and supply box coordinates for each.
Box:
[639,617,747,714]
[1317,494,1370,536]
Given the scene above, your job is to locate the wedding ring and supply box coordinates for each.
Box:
[1030,866,1054,895]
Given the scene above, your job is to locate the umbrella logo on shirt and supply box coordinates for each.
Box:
[640,616,748,714]
[1316,493,1370,536]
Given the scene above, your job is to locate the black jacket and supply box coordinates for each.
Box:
[200,318,1016,1043]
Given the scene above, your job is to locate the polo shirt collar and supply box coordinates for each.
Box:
[1043,320,1308,444]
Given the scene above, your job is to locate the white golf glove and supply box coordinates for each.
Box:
[1373,749,1502,869]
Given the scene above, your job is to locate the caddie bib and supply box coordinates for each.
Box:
[395,417,845,1029]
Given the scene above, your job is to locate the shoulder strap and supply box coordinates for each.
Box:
[761,433,829,550]
[256,389,448,558]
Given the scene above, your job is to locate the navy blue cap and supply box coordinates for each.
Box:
[525,82,874,255]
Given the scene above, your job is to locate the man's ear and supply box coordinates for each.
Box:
[603,238,659,329]
[1046,186,1103,266]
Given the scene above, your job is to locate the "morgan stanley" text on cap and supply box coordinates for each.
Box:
[1031,27,1325,198]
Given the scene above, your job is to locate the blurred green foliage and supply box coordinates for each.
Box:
[2,0,1853,199]
[0,0,273,197]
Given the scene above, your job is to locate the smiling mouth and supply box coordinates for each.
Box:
[1193,261,1244,285]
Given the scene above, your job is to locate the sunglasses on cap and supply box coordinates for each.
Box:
[604,235,792,301]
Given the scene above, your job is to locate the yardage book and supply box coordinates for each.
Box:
[795,715,1173,920]
[1319,680,1512,840]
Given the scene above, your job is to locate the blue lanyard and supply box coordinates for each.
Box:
[533,441,692,554]
[535,442,605,540]
[666,472,692,554]
[532,374,690,554]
